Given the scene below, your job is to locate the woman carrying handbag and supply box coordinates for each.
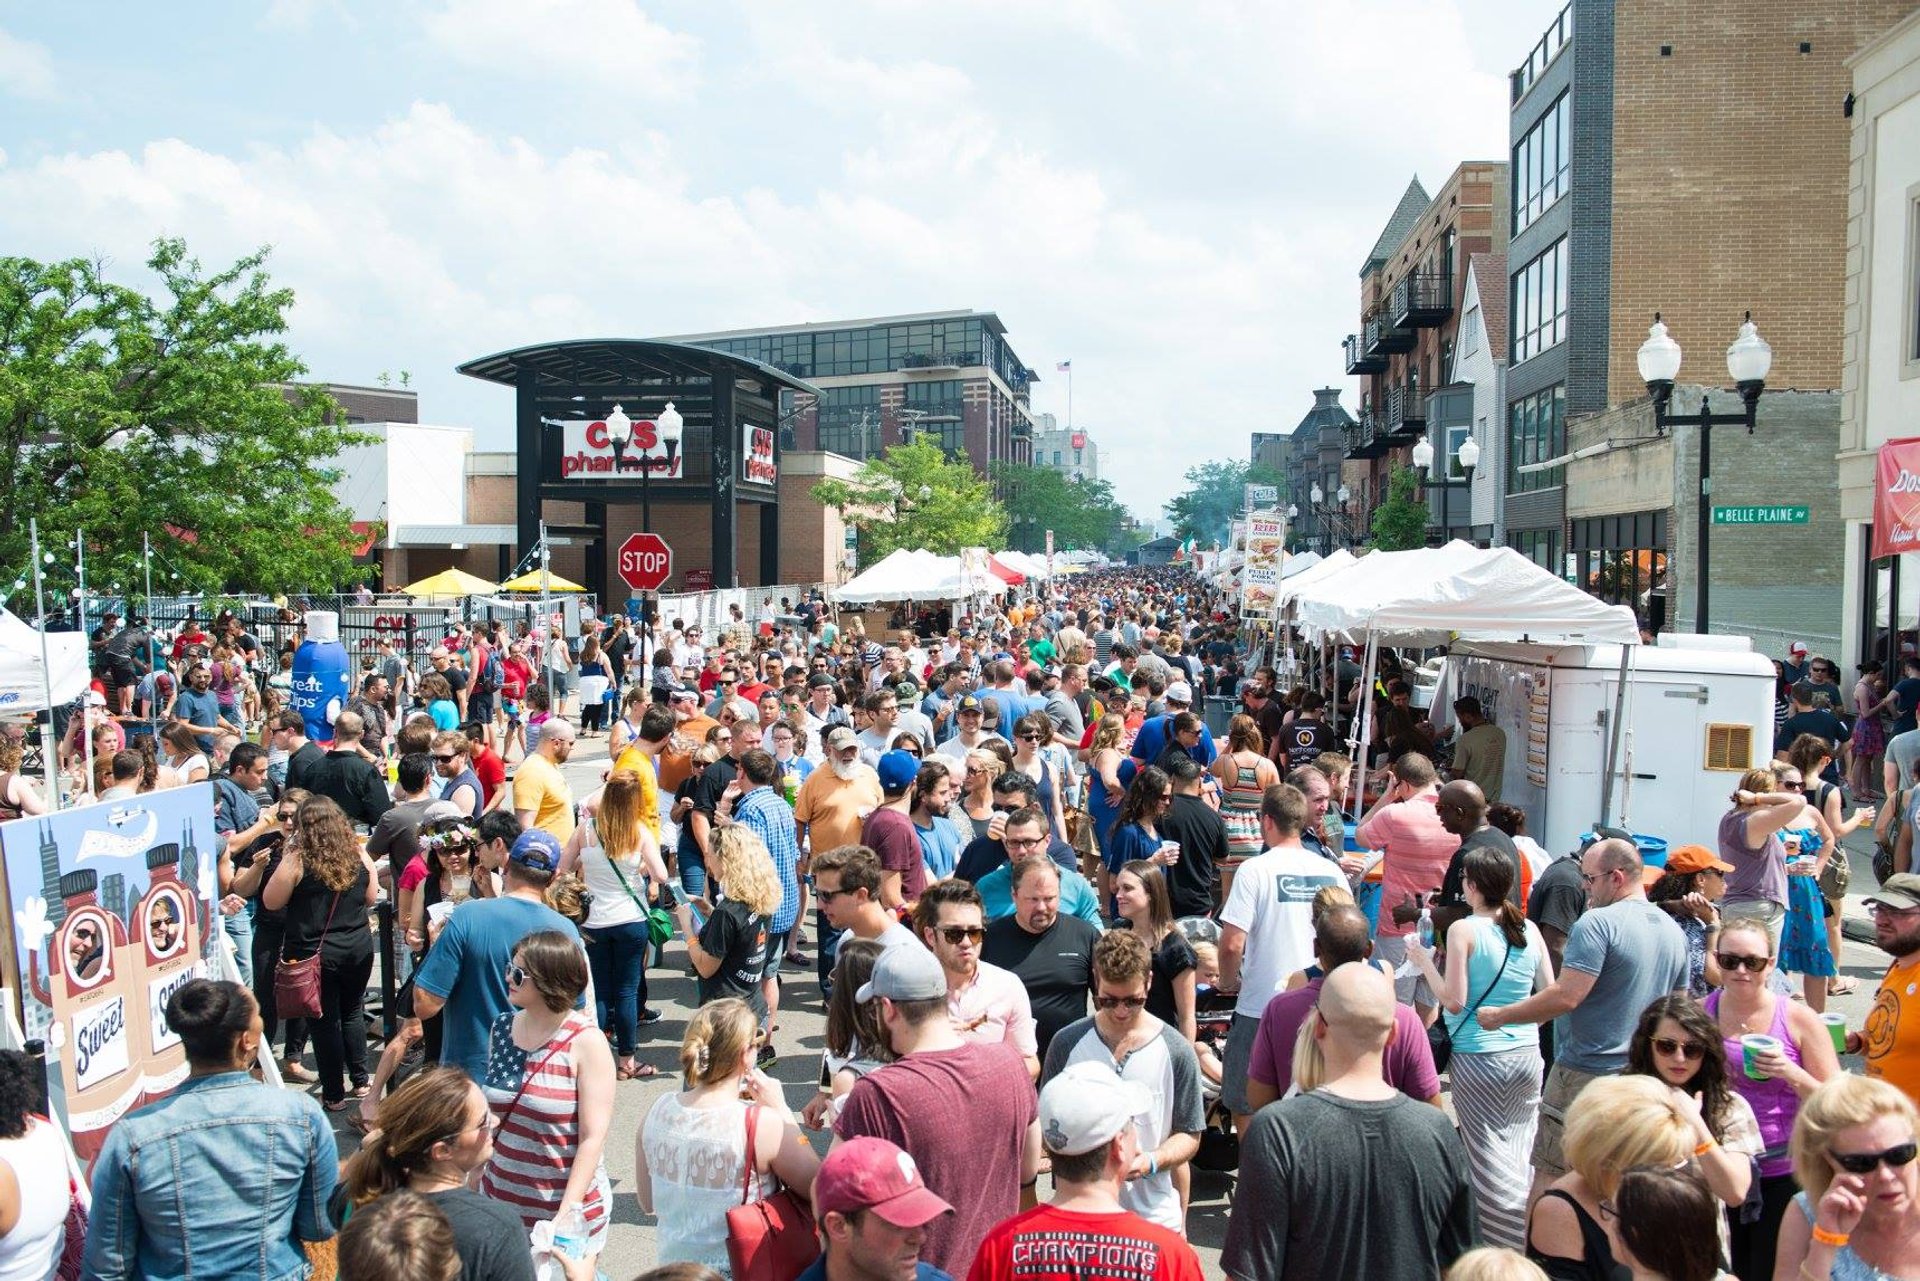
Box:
[637,999,820,1278]
[263,795,379,1112]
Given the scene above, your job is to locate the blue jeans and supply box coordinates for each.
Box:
[816,908,844,999]
[679,845,707,899]
[222,907,255,987]
[586,919,651,1056]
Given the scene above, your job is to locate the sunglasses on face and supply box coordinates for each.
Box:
[505,963,528,986]
[1652,1037,1705,1061]
[1016,733,1042,742]
[1715,952,1772,972]
[1780,778,1804,789]
[1830,1141,1919,1174]
[938,926,986,945]
[815,886,852,903]
[1094,994,1147,1011]
[432,753,459,762]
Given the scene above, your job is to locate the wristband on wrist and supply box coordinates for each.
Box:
[1147,1154,1159,1177]
[1810,1226,1850,1248]
[1694,1138,1718,1157]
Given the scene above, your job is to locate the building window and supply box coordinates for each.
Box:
[1508,384,1566,494]
[1445,423,1473,480]
[1511,238,1569,364]
[1513,92,1570,234]
[1462,305,1480,359]
[1571,511,1669,627]
[1508,529,1561,576]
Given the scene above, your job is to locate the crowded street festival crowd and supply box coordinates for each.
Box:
[9,561,1920,1281]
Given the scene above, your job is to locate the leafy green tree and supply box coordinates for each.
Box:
[1164,459,1285,546]
[0,239,370,596]
[1367,464,1430,551]
[992,463,1132,554]
[811,438,1007,565]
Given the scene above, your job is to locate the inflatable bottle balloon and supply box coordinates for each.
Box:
[291,610,351,745]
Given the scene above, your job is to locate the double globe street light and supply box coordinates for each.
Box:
[1634,312,1773,634]
[603,401,685,534]
[1290,482,1353,554]
[1410,430,1481,545]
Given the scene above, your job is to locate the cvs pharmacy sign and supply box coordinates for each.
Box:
[742,425,777,485]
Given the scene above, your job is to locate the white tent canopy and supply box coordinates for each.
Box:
[1274,548,1357,609]
[835,549,1016,604]
[1279,551,1322,579]
[0,608,90,713]
[1290,541,1642,646]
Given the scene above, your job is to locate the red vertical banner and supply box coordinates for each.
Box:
[1872,437,1920,559]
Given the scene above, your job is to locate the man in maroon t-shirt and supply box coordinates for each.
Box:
[1243,906,1442,1111]
[863,750,928,907]
[834,942,1040,1279]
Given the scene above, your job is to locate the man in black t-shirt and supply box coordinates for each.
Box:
[1280,692,1341,770]
[1158,757,1228,917]
[689,718,759,869]
[1773,681,1846,786]
[982,857,1101,1057]
[1432,781,1523,933]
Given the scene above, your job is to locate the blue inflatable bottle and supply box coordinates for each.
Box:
[291,610,351,746]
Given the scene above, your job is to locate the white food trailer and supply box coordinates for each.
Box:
[1431,634,1776,860]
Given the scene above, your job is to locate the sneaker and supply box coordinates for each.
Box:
[323,1097,355,1113]
[637,1007,665,1026]
[756,1043,778,1069]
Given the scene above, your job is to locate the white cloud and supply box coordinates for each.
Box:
[0,27,55,100]
[420,0,699,98]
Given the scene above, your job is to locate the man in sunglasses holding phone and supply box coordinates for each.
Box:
[1039,930,1203,1237]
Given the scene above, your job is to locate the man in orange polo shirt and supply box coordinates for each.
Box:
[656,684,720,795]
[1855,874,1920,1106]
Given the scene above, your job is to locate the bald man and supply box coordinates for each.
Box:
[1430,780,1524,948]
[1223,963,1477,1281]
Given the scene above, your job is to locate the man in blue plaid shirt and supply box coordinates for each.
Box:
[730,748,804,1063]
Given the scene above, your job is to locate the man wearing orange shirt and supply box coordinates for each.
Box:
[656,685,720,795]
[1855,874,1920,1106]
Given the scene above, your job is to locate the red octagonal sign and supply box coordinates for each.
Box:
[617,532,673,592]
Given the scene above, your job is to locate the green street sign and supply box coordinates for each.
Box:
[1712,505,1808,526]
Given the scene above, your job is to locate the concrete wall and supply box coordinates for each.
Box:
[1840,10,1920,667]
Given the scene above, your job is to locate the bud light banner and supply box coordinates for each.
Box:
[1872,437,1920,559]
[2,785,218,1165]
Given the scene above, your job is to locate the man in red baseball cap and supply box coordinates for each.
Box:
[804,1136,956,1281]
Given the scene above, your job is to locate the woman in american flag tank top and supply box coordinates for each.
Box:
[479,929,615,1262]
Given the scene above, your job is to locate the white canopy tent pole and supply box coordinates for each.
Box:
[1348,631,1379,819]
[30,520,60,810]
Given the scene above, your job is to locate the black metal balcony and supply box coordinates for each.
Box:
[1390,272,1453,329]
[1344,332,1386,376]
[1385,386,1426,438]
[1363,312,1415,357]
[1344,412,1390,460]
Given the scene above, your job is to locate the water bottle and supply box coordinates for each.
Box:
[553,1203,590,1261]
[1417,908,1435,949]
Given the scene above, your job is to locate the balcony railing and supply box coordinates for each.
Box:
[1385,386,1426,437]
[1390,273,1453,329]
[1512,0,1573,103]
[1344,412,1390,460]
[1344,332,1386,375]
[1363,312,1416,357]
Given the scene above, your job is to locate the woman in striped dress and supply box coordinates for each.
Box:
[1406,845,1550,1249]
[1210,715,1278,864]
[479,930,615,1264]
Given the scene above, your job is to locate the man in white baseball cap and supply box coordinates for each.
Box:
[968,1060,1205,1279]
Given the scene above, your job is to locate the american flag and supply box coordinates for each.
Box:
[1056,360,1072,372]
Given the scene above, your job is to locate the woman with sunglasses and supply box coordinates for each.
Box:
[478,930,614,1270]
[1767,761,1839,1013]
[1718,769,1807,957]
[1112,859,1197,1044]
[637,998,820,1276]
[399,816,495,1066]
[1623,996,1762,1233]
[1103,765,1178,913]
[1010,711,1071,846]
[338,1066,534,1281]
[960,748,1006,841]
[1779,1075,1920,1281]
[1705,917,1841,1281]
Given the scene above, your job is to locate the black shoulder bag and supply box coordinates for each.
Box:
[1426,934,1514,1076]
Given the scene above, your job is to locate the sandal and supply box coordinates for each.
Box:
[1830,977,1859,996]
[617,1060,659,1081]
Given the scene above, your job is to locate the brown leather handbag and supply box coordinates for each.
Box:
[274,891,340,1020]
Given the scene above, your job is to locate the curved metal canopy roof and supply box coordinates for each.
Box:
[457,338,824,398]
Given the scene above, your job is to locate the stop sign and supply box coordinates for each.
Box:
[617,532,673,592]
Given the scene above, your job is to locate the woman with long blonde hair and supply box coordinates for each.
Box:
[561,769,672,1080]
[960,748,1004,839]
[1085,713,1130,866]
[636,999,819,1275]
[670,826,782,1019]
[261,795,379,1111]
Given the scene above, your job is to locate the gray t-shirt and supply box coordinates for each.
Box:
[1557,898,1689,1073]
[1222,1090,1478,1281]
[1891,729,1920,790]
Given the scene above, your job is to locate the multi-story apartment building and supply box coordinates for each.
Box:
[670,310,1037,478]
[1278,389,1358,551]
[1033,413,1101,484]
[1342,163,1510,536]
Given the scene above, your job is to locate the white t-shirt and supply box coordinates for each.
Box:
[1219,843,1343,1019]
[1049,1019,1201,1233]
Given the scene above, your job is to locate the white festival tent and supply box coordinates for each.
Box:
[1273,548,1356,610]
[834,549,1017,604]
[0,608,89,713]
[1279,550,1322,578]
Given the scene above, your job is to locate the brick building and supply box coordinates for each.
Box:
[1342,163,1509,537]
[1502,0,1909,607]
[667,311,1037,478]
[1273,390,1357,551]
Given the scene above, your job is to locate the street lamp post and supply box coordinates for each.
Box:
[1635,312,1772,634]
[1412,432,1482,545]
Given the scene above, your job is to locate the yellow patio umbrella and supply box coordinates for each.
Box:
[497,569,588,593]
[401,567,500,599]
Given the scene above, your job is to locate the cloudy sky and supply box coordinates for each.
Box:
[1,0,1558,520]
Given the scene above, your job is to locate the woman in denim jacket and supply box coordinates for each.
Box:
[83,979,338,1281]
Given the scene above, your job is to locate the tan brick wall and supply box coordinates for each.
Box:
[1607,0,1917,404]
